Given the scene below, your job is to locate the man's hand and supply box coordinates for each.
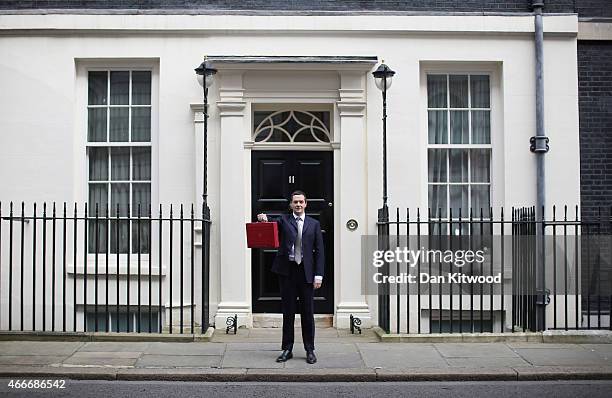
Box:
[313,281,322,289]
[257,213,268,222]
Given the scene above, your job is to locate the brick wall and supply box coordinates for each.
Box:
[0,0,576,13]
[577,0,612,18]
[578,41,612,219]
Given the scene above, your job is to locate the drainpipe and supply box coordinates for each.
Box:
[531,0,550,332]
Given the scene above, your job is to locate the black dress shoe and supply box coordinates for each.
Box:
[276,350,293,362]
[306,351,317,364]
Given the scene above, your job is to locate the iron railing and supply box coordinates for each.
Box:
[0,202,211,334]
[377,205,612,334]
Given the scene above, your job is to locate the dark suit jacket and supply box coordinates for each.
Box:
[270,213,325,284]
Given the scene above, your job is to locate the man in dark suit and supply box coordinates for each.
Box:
[257,190,324,364]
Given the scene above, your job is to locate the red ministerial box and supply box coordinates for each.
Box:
[246,222,279,249]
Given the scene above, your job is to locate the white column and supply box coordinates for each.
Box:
[213,71,252,328]
[335,71,372,328]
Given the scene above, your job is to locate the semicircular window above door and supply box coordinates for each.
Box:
[253,110,332,143]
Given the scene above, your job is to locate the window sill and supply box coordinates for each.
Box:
[68,263,167,276]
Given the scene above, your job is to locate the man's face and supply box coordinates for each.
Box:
[290,194,307,215]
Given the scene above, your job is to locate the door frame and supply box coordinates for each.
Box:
[246,104,339,316]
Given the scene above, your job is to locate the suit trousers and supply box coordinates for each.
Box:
[279,261,315,352]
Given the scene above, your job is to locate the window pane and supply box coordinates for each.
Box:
[110,71,129,105]
[471,185,490,215]
[88,214,108,254]
[472,110,490,144]
[132,71,151,105]
[88,147,108,181]
[88,184,108,214]
[132,183,151,216]
[450,111,469,144]
[428,185,447,219]
[132,108,151,142]
[88,71,107,105]
[132,147,151,180]
[86,311,108,332]
[449,75,468,108]
[449,185,468,218]
[428,149,447,182]
[110,183,130,216]
[428,110,447,144]
[132,184,151,254]
[110,220,129,254]
[88,108,107,142]
[427,75,447,108]
[449,149,468,182]
[111,147,130,181]
[471,149,491,183]
[471,75,490,108]
[109,108,129,142]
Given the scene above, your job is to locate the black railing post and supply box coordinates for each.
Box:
[83,202,88,332]
[73,202,77,332]
[377,205,390,333]
[148,203,152,333]
[137,203,141,333]
[32,202,36,331]
[8,202,13,331]
[190,204,195,334]
[105,203,109,333]
[180,204,184,334]
[202,203,211,332]
[62,202,67,332]
[42,202,47,331]
[94,203,99,332]
[158,204,163,334]
[169,204,173,334]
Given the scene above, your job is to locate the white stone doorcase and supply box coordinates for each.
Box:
[191,56,378,329]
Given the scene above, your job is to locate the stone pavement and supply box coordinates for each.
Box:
[0,328,611,381]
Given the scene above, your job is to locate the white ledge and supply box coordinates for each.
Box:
[0,14,578,35]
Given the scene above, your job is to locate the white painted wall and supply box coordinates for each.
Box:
[0,13,580,330]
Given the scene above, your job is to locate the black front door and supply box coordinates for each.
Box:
[251,151,334,313]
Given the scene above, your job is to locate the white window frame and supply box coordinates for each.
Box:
[75,59,160,274]
[420,62,503,228]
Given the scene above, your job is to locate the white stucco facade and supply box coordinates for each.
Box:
[0,13,580,331]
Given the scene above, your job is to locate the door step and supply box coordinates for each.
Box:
[252,314,333,328]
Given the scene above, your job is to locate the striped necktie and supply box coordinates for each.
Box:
[295,217,303,264]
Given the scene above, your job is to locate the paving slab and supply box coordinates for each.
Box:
[222,349,284,369]
[247,329,284,338]
[580,344,612,352]
[284,352,364,369]
[210,329,249,342]
[0,355,67,365]
[435,343,520,358]
[136,354,222,368]
[300,343,358,353]
[68,351,142,359]
[226,342,280,351]
[359,344,448,368]
[78,342,151,352]
[445,357,531,368]
[62,356,138,367]
[506,342,585,349]
[144,342,225,356]
[513,347,610,366]
[0,341,84,356]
